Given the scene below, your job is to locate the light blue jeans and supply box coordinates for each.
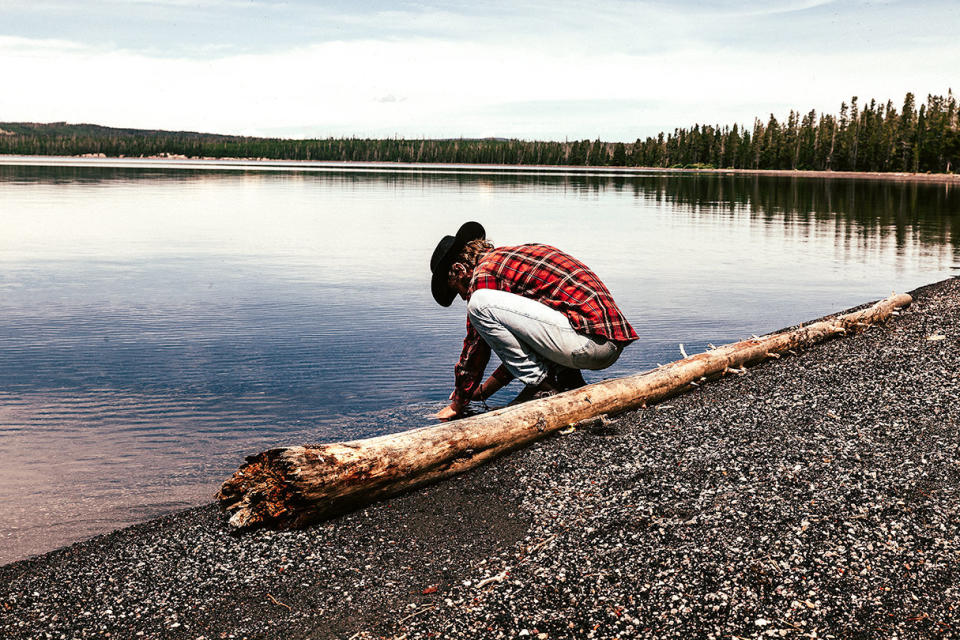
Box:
[466,289,624,386]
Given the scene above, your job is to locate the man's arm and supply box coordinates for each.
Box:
[437,364,514,421]
[436,263,516,420]
[435,318,491,420]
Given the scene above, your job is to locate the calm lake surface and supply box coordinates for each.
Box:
[1,158,958,563]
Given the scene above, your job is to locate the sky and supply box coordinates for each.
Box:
[0,0,957,141]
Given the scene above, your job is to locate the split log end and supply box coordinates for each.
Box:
[216,449,303,530]
[216,443,398,530]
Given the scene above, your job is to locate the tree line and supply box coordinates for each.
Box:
[1,91,957,173]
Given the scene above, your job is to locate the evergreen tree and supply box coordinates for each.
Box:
[587,138,605,166]
[611,142,627,166]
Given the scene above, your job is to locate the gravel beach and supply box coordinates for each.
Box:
[2,276,958,640]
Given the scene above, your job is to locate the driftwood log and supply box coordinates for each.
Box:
[217,293,912,530]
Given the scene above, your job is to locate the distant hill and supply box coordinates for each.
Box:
[0,121,531,164]
[0,122,240,140]
[0,122,510,144]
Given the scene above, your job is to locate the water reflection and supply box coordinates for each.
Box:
[2,163,956,251]
[0,161,956,563]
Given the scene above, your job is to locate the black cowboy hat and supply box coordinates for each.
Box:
[430,221,486,306]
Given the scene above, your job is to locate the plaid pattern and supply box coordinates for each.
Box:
[452,244,637,406]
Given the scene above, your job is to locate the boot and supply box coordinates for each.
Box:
[552,366,586,391]
[507,377,559,406]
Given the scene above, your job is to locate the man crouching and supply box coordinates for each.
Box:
[431,221,637,421]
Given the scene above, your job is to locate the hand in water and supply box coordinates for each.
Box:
[435,404,460,422]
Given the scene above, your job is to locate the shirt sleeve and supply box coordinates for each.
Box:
[452,317,491,408]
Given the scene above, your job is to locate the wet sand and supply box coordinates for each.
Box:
[2,276,958,639]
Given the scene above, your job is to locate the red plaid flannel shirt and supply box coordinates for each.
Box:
[451,244,637,407]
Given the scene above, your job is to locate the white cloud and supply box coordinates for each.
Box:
[690,0,838,17]
[0,33,956,140]
[0,34,88,51]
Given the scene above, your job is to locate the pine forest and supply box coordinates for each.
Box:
[1,92,958,174]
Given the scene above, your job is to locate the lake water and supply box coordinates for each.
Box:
[1,158,957,564]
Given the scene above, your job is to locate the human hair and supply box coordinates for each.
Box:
[450,238,494,276]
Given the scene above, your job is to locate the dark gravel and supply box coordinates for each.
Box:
[3,277,958,640]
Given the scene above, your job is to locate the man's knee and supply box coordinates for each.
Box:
[572,339,624,370]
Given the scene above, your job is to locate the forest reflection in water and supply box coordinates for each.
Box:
[4,161,956,251]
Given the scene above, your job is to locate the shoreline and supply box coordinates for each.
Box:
[2,153,959,183]
[2,275,958,639]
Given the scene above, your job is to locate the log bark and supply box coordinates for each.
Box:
[217,293,912,530]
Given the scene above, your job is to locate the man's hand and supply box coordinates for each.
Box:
[435,403,462,422]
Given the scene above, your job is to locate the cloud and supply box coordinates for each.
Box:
[653,0,837,17]
[0,32,956,141]
[0,34,88,51]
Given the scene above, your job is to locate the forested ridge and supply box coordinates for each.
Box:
[2,91,958,173]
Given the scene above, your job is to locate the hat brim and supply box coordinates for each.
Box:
[430,221,485,306]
